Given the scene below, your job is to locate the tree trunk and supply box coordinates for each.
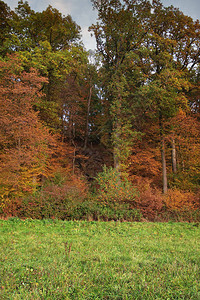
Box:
[171,137,177,173]
[113,129,120,172]
[159,113,168,194]
[161,137,168,194]
[113,92,122,175]
[84,86,92,150]
[47,69,54,102]
[72,140,76,175]
[178,143,185,171]
[32,176,37,193]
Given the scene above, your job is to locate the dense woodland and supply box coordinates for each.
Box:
[0,0,199,221]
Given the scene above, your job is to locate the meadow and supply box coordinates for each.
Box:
[0,219,200,299]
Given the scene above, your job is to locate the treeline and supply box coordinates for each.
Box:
[0,0,199,221]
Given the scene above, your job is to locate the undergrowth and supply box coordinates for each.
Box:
[0,168,199,222]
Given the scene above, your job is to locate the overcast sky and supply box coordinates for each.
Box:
[4,0,200,50]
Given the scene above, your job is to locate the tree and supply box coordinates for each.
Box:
[8,0,81,52]
[91,0,200,193]
[0,0,12,56]
[0,55,53,198]
[139,68,189,193]
[141,0,200,193]
[90,0,151,174]
[166,110,200,191]
[3,0,88,135]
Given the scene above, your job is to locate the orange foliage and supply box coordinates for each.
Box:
[128,123,161,186]
[0,173,88,219]
[164,189,200,211]
[129,149,161,179]
[165,109,200,190]
[132,177,164,221]
[0,197,22,218]
[0,56,52,198]
[0,55,74,202]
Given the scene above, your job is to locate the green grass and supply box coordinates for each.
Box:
[0,219,200,299]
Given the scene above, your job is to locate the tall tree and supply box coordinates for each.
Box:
[4,1,87,135]
[91,0,200,193]
[0,55,53,198]
[0,0,12,56]
[9,0,81,52]
[90,0,151,174]
[142,0,200,193]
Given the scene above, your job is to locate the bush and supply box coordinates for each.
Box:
[69,200,141,222]
[133,177,164,221]
[159,209,200,222]
[0,173,89,219]
[19,181,87,219]
[95,165,137,206]
[164,189,200,211]
[8,174,88,220]
[90,166,139,221]
[0,197,22,218]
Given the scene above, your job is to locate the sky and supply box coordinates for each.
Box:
[4,0,200,50]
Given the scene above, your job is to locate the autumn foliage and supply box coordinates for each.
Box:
[0,57,51,198]
[164,189,200,211]
[0,55,77,211]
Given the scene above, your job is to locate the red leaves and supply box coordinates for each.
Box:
[0,55,52,197]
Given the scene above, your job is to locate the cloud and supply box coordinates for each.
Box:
[81,26,96,50]
[45,0,72,14]
[161,0,200,20]
[5,0,18,9]
[5,0,200,21]
[5,0,97,48]
[4,0,72,13]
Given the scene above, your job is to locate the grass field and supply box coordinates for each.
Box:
[0,219,200,299]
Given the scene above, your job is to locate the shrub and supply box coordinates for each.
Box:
[0,197,22,218]
[95,165,137,207]
[17,174,88,219]
[75,167,141,222]
[133,177,164,221]
[0,173,88,219]
[21,188,85,220]
[69,200,141,222]
[164,189,200,211]
[159,209,200,222]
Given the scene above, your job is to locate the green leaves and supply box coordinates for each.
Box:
[8,2,81,53]
[95,165,137,204]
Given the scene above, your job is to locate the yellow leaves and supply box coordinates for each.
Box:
[0,197,9,210]
[38,40,52,52]
[164,189,199,211]
[178,108,186,117]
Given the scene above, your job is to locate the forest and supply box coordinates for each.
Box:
[0,0,199,221]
